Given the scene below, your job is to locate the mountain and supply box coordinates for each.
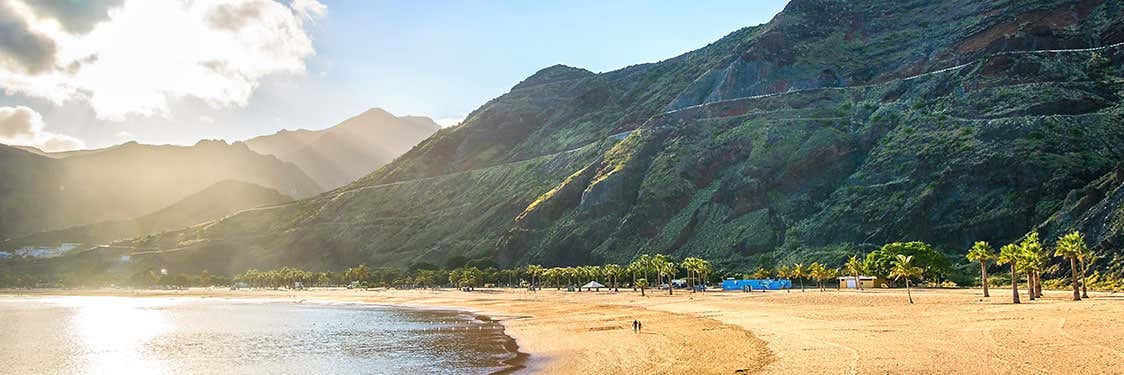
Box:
[4,180,293,248]
[0,140,320,238]
[245,108,441,189]
[24,0,1124,276]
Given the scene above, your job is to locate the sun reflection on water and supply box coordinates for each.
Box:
[58,297,172,374]
[3,296,519,374]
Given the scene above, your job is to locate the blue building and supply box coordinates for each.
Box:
[721,278,791,291]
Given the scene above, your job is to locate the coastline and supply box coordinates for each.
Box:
[2,288,772,374]
[6,287,1124,373]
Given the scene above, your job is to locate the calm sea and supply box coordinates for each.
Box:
[0,296,523,374]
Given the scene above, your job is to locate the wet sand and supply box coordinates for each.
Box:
[8,287,1123,374]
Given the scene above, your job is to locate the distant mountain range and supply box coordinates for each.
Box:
[0,108,436,241]
[245,108,440,189]
[0,140,318,238]
[5,180,293,248]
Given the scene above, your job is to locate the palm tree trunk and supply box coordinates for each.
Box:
[1026,272,1035,301]
[1070,258,1081,301]
[1010,266,1020,304]
[906,279,913,304]
[1080,260,1089,299]
[980,262,990,298]
[1035,271,1043,298]
[800,279,805,292]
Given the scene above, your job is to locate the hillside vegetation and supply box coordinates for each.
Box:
[14,0,1124,278]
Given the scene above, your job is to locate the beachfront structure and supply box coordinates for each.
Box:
[838,276,886,289]
[722,279,792,291]
[581,281,605,291]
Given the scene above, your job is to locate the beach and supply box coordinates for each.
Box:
[6,287,1123,374]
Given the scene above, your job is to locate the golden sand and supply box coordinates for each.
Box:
[9,287,1123,374]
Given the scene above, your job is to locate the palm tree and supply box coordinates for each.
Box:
[1054,231,1086,301]
[526,264,543,292]
[652,254,676,295]
[1078,248,1097,299]
[889,254,923,304]
[628,256,652,296]
[603,264,624,292]
[775,265,791,292]
[844,255,865,291]
[545,267,562,290]
[1018,245,1040,301]
[564,267,578,291]
[681,257,704,292]
[996,244,1021,304]
[809,262,827,291]
[965,241,995,298]
[1020,232,1045,299]
[792,263,807,292]
[752,267,772,280]
[826,268,840,290]
[697,259,712,291]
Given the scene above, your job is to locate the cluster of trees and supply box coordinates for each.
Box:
[0,232,1115,303]
[740,241,952,295]
[234,267,328,289]
[965,231,1099,303]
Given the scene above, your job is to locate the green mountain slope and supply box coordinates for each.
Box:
[29,0,1124,276]
[5,180,293,248]
[0,140,320,238]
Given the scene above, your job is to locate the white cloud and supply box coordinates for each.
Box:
[115,130,133,140]
[290,0,326,21]
[0,105,85,151]
[0,0,326,120]
[199,115,215,124]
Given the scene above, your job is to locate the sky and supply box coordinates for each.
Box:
[0,0,788,151]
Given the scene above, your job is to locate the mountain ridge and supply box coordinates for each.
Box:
[0,140,320,238]
[16,0,1124,277]
[245,107,440,189]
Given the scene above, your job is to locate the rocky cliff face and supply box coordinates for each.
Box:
[54,0,1124,275]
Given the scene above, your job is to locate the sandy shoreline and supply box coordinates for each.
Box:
[3,288,770,374]
[5,287,1123,374]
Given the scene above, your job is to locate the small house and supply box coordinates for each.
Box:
[838,276,886,289]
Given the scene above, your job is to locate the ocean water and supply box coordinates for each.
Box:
[0,296,523,374]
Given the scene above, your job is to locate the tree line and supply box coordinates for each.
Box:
[1,232,1120,298]
[966,230,1100,303]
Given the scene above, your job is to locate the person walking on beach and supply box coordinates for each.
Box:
[632,320,639,333]
[638,320,642,332]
